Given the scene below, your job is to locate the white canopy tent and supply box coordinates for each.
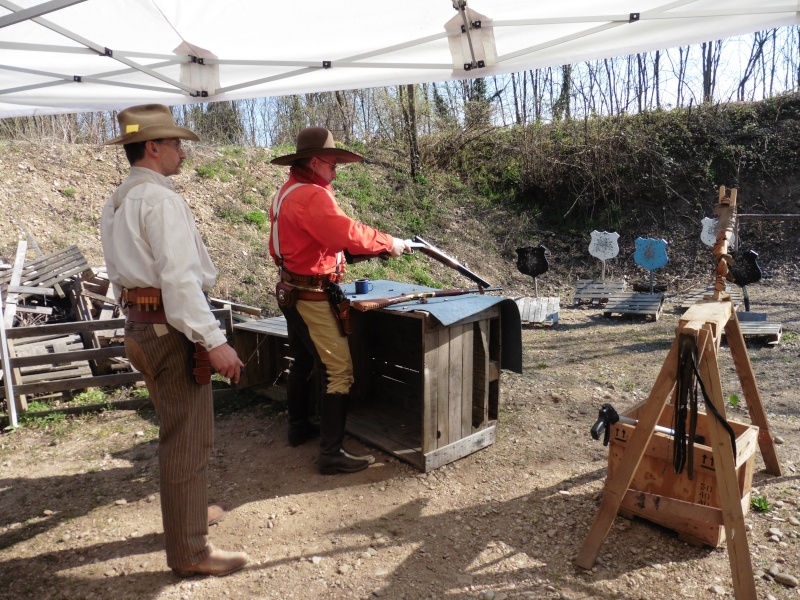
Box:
[0,0,798,118]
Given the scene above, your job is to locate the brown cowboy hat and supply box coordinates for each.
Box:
[271,127,363,166]
[105,104,200,145]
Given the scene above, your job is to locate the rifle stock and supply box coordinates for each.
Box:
[352,286,502,312]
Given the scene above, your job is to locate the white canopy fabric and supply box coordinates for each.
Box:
[0,0,798,117]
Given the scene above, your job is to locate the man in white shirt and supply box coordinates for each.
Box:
[100,104,248,577]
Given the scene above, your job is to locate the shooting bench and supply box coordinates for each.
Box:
[234,280,522,471]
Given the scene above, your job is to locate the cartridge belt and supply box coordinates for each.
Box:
[279,268,335,288]
[121,286,161,307]
[122,287,168,323]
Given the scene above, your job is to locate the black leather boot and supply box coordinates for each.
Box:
[317,393,374,475]
[287,376,319,447]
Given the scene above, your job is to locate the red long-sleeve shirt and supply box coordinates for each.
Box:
[269,167,393,276]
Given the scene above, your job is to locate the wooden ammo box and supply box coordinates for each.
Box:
[347,303,501,472]
[607,402,758,547]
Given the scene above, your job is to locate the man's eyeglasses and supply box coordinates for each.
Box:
[317,157,337,170]
[156,138,183,151]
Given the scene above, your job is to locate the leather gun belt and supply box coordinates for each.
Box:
[280,268,333,288]
[295,289,328,302]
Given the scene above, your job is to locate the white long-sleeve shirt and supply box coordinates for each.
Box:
[100,166,227,351]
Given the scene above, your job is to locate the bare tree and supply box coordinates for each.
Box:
[398,84,421,177]
[701,40,724,103]
[737,31,768,101]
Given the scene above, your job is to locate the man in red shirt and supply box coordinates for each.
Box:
[269,128,409,474]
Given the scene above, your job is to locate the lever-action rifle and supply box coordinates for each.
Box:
[352,286,502,312]
[346,235,492,289]
[408,235,492,289]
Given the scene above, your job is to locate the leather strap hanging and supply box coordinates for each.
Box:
[673,333,737,479]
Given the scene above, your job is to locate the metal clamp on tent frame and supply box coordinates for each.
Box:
[453,0,485,71]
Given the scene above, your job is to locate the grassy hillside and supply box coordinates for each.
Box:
[1,94,799,314]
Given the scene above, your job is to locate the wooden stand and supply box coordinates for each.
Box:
[575,297,781,599]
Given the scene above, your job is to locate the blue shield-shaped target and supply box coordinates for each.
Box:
[634,237,669,271]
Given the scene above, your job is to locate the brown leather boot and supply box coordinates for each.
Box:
[173,548,249,578]
[207,503,227,526]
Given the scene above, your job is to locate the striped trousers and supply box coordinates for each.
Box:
[124,321,213,569]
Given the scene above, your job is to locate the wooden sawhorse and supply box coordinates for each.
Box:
[575,297,781,600]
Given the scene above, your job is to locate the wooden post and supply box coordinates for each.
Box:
[687,322,756,599]
[574,338,679,569]
[0,301,18,428]
[724,313,781,476]
[3,240,28,414]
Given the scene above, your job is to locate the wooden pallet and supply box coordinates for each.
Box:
[514,296,559,325]
[725,312,782,345]
[602,292,665,321]
[572,280,626,306]
[0,245,93,301]
[677,285,743,312]
[1,308,234,402]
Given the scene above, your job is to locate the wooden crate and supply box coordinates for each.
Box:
[235,305,503,472]
[515,296,559,325]
[233,316,292,396]
[347,305,501,472]
[607,402,758,547]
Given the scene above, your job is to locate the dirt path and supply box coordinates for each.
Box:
[2,281,799,599]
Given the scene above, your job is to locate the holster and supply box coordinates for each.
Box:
[275,281,299,309]
[325,282,352,336]
[193,342,212,385]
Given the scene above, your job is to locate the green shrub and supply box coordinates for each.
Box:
[245,210,267,227]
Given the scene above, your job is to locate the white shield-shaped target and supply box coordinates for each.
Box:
[700,217,718,247]
[588,231,620,261]
[701,217,736,247]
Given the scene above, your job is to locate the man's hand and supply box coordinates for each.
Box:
[390,237,412,258]
[208,343,244,384]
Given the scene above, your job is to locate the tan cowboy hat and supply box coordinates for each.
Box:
[105,104,200,145]
[271,127,363,166]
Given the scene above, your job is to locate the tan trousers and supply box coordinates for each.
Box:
[124,321,213,569]
[296,299,353,394]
